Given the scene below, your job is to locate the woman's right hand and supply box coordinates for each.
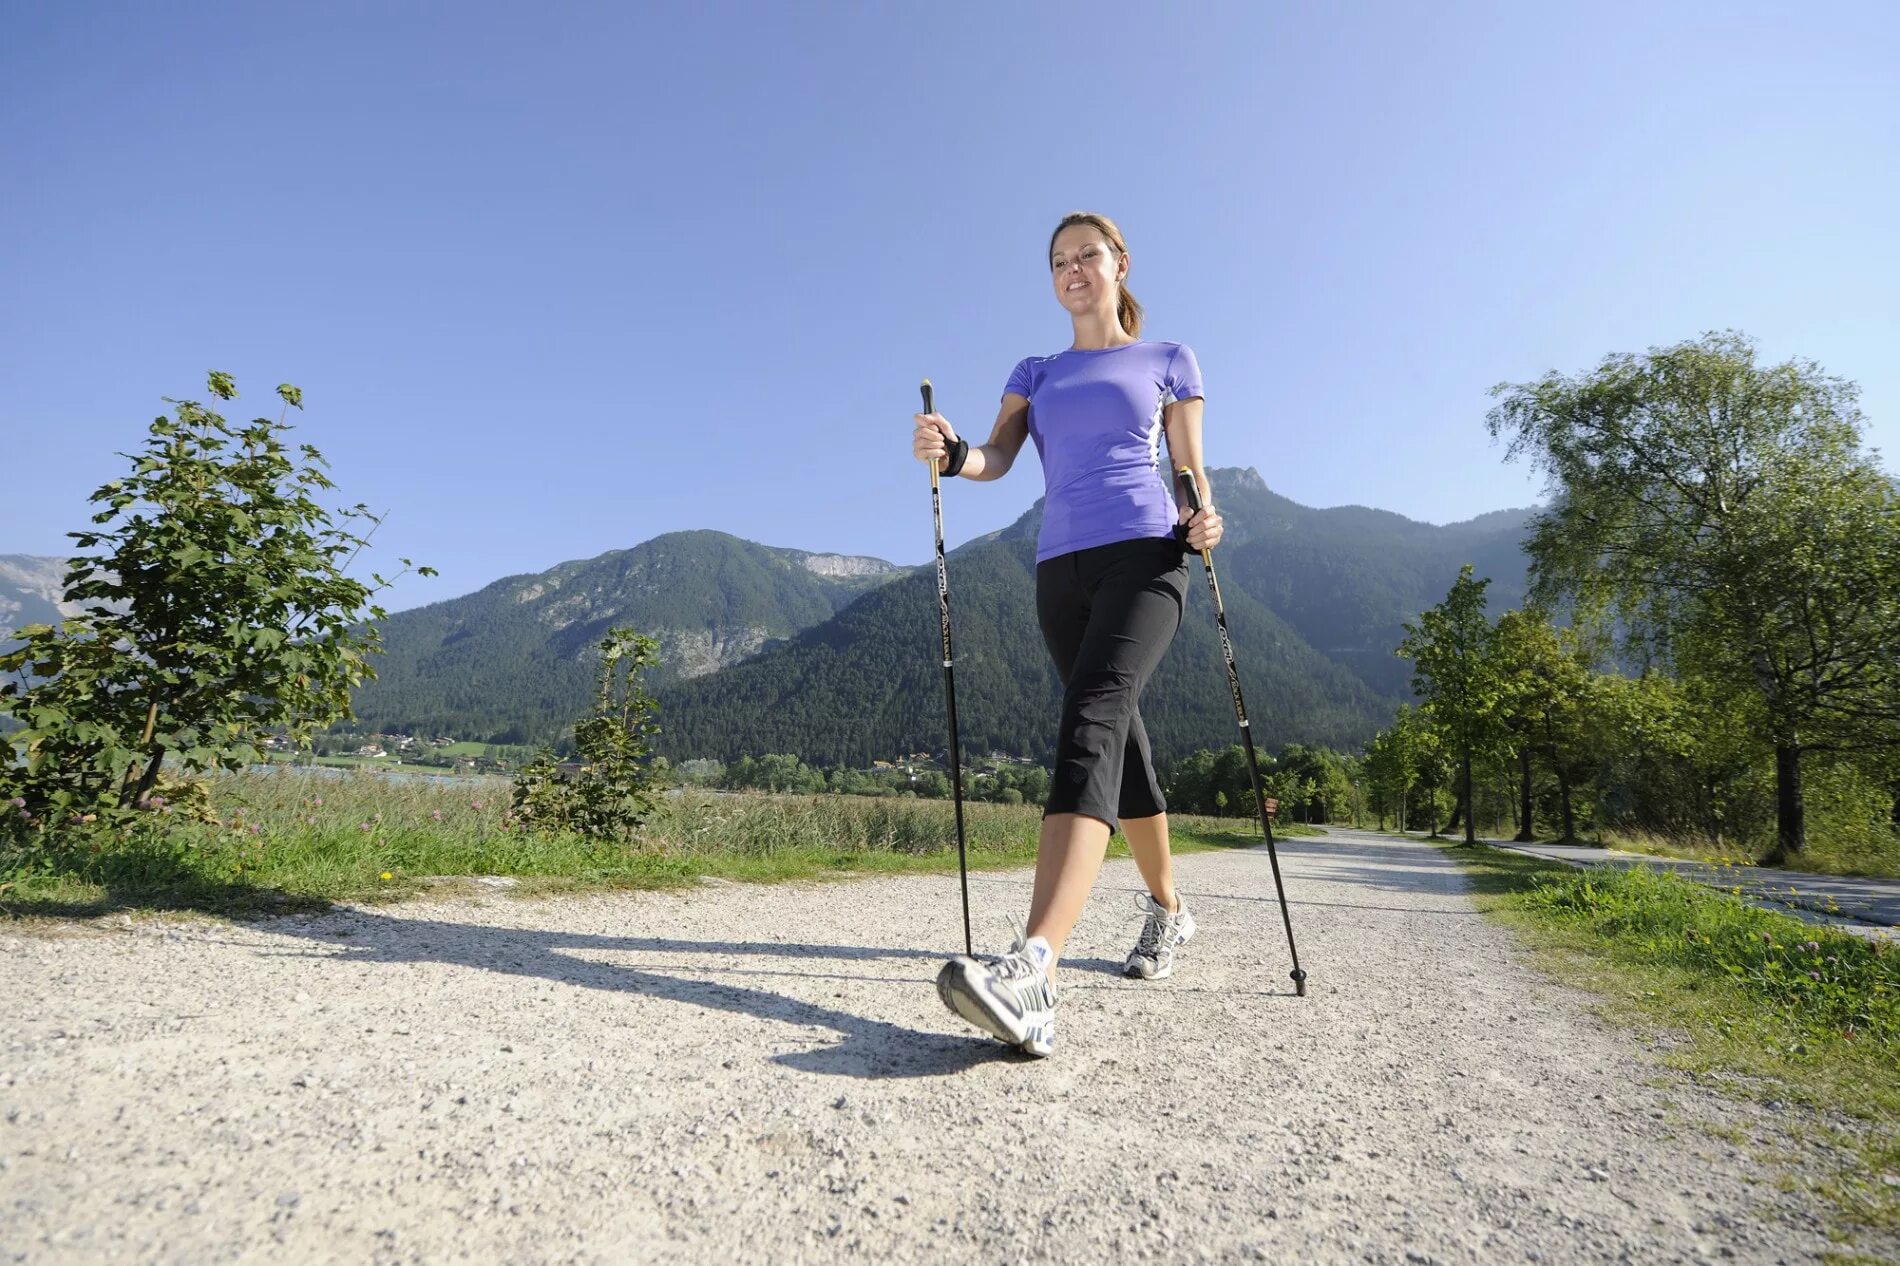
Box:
[913,410,959,468]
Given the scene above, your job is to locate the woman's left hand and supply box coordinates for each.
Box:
[1184,506,1223,551]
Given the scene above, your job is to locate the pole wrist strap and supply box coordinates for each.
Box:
[940,438,970,478]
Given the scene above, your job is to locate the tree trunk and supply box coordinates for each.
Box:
[1462,747,1476,845]
[127,747,166,809]
[1515,744,1534,842]
[1765,742,1806,864]
[1889,781,1899,832]
[1446,792,1464,833]
[120,700,165,809]
[1556,766,1578,844]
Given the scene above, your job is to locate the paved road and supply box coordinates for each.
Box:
[1445,834,1900,939]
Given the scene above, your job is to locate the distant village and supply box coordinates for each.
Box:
[269,732,534,775]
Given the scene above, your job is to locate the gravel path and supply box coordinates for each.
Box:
[1,827,1874,1264]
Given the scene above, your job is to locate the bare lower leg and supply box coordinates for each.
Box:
[1024,812,1112,973]
[1121,812,1179,912]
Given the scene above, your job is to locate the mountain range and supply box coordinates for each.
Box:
[4,470,1538,763]
[0,556,79,642]
[343,534,902,743]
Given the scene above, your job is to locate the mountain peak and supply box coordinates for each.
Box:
[1212,466,1268,494]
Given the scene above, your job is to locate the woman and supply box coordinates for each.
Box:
[911,211,1224,1058]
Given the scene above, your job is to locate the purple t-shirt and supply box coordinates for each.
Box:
[1004,340,1204,563]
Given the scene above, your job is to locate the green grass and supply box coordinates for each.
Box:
[1600,825,1900,881]
[1444,842,1900,1246]
[0,769,1306,920]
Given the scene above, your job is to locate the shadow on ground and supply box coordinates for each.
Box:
[257,912,1028,1080]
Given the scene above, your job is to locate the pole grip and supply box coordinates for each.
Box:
[923,380,938,488]
[1176,466,1204,514]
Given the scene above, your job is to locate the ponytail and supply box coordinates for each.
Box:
[1116,282,1144,339]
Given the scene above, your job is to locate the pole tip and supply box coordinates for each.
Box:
[1291,968,1308,997]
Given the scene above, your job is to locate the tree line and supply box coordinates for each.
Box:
[1374,333,1899,862]
[678,753,1054,805]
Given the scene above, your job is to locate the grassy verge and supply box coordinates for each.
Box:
[1443,842,1899,1252]
[0,769,1308,921]
[1599,826,1900,881]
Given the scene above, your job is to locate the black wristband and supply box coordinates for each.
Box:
[941,437,970,478]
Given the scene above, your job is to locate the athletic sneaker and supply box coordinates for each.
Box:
[1124,892,1196,980]
[936,931,1058,1057]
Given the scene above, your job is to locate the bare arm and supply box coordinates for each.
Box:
[1162,396,1225,550]
[912,394,1031,482]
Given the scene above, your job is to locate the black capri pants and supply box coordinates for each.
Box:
[1036,534,1190,832]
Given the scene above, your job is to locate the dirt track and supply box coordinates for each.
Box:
[1,828,1871,1264]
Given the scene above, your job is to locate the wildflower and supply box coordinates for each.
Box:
[1825,955,1838,966]
[430,810,442,822]
[373,812,383,822]
[313,797,323,806]
[8,797,24,810]
[1808,970,1821,981]
[1804,941,1820,953]
[250,825,261,836]
[379,871,392,881]
[1761,933,1774,946]
[359,822,374,832]
[472,800,486,811]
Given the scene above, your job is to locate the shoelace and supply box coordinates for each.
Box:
[990,916,1040,981]
[986,917,1051,1001]
[1134,897,1174,957]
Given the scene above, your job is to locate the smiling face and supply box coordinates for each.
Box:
[1049,223,1125,319]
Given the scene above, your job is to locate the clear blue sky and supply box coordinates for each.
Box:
[5,1,1896,611]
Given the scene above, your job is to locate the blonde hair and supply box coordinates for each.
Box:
[1048,211,1143,338]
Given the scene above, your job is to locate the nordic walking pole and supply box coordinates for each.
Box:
[1177,468,1308,996]
[923,379,974,957]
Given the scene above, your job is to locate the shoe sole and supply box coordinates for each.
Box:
[936,958,1054,1057]
[1124,913,1197,980]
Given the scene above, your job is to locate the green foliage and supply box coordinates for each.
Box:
[0,373,430,865]
[723,752,826,795]
[1489,331,1900,858]
[509,628,662,840]
[1492,608,1597,841]
[1399,565,1508,841]
[713,752,1051,805]
[1521,864,1898,1048]
[1161,742,1348,824]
